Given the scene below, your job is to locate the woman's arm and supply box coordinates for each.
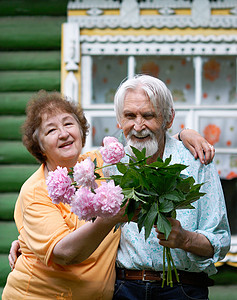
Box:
[9,206,132,268]
[52,207,126,265]
[173,128,215,165]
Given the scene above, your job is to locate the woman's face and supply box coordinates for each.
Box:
[39,112,83,170]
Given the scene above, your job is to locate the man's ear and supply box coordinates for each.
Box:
[165,109,175,129]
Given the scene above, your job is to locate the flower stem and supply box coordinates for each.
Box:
[95,177,112,181]
[95,164,114,171]
[167,248,180,283]
[162,247,166,288]
[162,246,180,288]
[166,247,173,287]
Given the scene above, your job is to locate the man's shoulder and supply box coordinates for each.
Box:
[165,134,196,163]
[165,134,214,174]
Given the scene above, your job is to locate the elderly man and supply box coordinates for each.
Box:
[112,75,231,300]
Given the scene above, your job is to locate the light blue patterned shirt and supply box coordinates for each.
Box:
[114,134,231,275]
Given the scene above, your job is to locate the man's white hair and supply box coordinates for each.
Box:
[114,74,174,129]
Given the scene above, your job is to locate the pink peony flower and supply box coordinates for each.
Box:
[100,136,125,164]
[71,187,96,221]
[94,180,124,218]
[46,166,75,205]
[103,136,119,146]
[73,158,98,189]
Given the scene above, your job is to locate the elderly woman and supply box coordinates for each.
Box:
[2,90,125,300]
[4,90,214,300]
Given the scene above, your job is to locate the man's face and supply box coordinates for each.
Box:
[120,89,166,157]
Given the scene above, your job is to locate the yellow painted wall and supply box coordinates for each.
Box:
[80,28,236,36]
[62,8,236,100]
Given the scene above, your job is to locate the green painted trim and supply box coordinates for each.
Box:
[0,142,38,164]
[0,116,25,140]
[0,165,39,192]
[0,193,18,220]
[0,17,65,50]
[0,0,68,16]
[0,92,33,115]
[0,71,60,92]
[0,51,60,71]
[0,222,19,253]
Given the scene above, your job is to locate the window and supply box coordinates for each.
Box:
[82,54,237,182]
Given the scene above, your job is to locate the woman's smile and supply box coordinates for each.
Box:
[39,112,82,170]
[59,141,74,148]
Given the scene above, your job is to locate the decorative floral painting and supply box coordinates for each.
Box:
[200,117,237,179]
[215,154,237,180]
[135,56,195,105]
[91,117,121,147]
[200,117,236,149]
[202,57,237,105]
[92,56,127,104]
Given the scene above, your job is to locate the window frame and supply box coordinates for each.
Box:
[81,50,237,154]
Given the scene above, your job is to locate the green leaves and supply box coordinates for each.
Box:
[157,212,172,240]
[108,151,205,241]
[122,188,148,204]
[98,147,205,242]
[143,203,159,240]
[123,198,140,222]
[176,176,195,193]
[130,145,147,161]
[159,200,174,213]
[116,162,127,174]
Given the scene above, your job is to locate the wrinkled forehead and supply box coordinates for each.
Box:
[40,111,79,130]
[123,88,159,113]
[40,109,65,121]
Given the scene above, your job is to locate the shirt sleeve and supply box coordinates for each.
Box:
[186,162,231,272]
[20,185,78,266]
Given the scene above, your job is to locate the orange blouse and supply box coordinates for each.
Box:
[2,151,120,300]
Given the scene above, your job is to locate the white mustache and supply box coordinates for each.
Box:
[127,129,154,139]
[126,129,159,157]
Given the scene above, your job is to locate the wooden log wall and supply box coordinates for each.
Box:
[0,0,68,291]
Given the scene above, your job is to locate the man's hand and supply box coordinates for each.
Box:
[155,218,214,258]
[8,240,21,270]
[155,218,188,249]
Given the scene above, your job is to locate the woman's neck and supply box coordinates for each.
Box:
[45,159,77,173]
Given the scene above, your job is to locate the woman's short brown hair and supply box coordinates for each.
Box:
[22,90,89,163]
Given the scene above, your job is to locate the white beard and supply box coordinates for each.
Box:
[126,129,159,158]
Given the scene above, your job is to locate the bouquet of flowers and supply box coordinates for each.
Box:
[46,136,205,287]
